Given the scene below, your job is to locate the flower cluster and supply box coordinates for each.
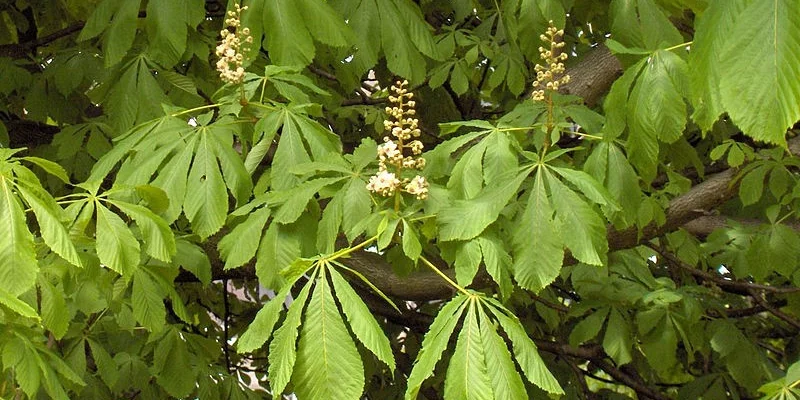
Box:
[366,80,429,200]
[215,4,253,84]
[531,21,570,102]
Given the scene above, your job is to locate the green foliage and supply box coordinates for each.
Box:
[1,0,800,399]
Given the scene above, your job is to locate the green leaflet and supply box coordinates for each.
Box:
[173,239,211,285]
[95,201,141,276]
[292,269,365,400]
[476,234,513,300]
[268,279,313,395]
[15,182,82,268]
[547,168,608,266]
[102,57,172,133]
[0,176,38,296]
[152,328,196,398]
[512,169,563,292]
[87,339,119,388]
[444,300,494,400]
[255,222,299,290]
[627,50,688,183]
[131,267,166,331]
[603,308,633,365]
[485,299,563,394]
[609,0,682,49]
[145,0,204,67]
[568,306,609,347]
[218,206,272,269]
[38,279,69,339]
[715,0,800,145]
[329,267,395,372]
[454,239,482,286]
[184,131,229,239]
[405,294,469,399]
[236,271,305,354]
[0,287,39,320]
[478,308,527,400]
[688,0,744,131]
[345,0,438,83]
[438,166,533,241]
[269,106,342,190]
[112,201,176,263]
[261,0,352,66]
[601,58,646,140]
[78,0,141,67]
[584,141,641,227]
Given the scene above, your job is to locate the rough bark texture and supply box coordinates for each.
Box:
[560,44,623,107]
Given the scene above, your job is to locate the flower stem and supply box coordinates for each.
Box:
[171,104,221,117]
[330,235,378,260]
[419,256,472,296]
[664,41,693,52]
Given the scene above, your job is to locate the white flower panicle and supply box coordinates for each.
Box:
[531,21,570,102]
[215,4,253,84]
[366,80,429,200]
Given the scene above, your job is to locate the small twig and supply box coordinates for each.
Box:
[650,244,800,295]
[591,358,670,400]
[307,65,337,81]
[749,290,800,331]
[531,294,569,313]
[565,358,593,399]
[222,278,232,373]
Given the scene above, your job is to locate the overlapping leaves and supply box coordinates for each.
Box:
[0,149,81,314]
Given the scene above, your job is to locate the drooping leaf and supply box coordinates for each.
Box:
[0,177,37,296]
[405,294,469,399]
[329,267,395,372]
[487,300,563,394]
[95,202,141,276]
[131,267,166,331]
[218,207,271,269]
[112,201,176,263]
[513,169,563,292]
[716,0,800,144]
[444,301,494,400]
[267,280,313,395]
[291,271,365,400]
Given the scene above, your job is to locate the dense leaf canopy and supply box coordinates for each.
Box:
[1,0,800,399]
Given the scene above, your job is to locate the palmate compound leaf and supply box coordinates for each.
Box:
[291,268,364,400]
[407,295,563,399]
[627,50,688,183]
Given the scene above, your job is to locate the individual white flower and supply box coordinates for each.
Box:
[366,169,401,196]
[404,175,429,200]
